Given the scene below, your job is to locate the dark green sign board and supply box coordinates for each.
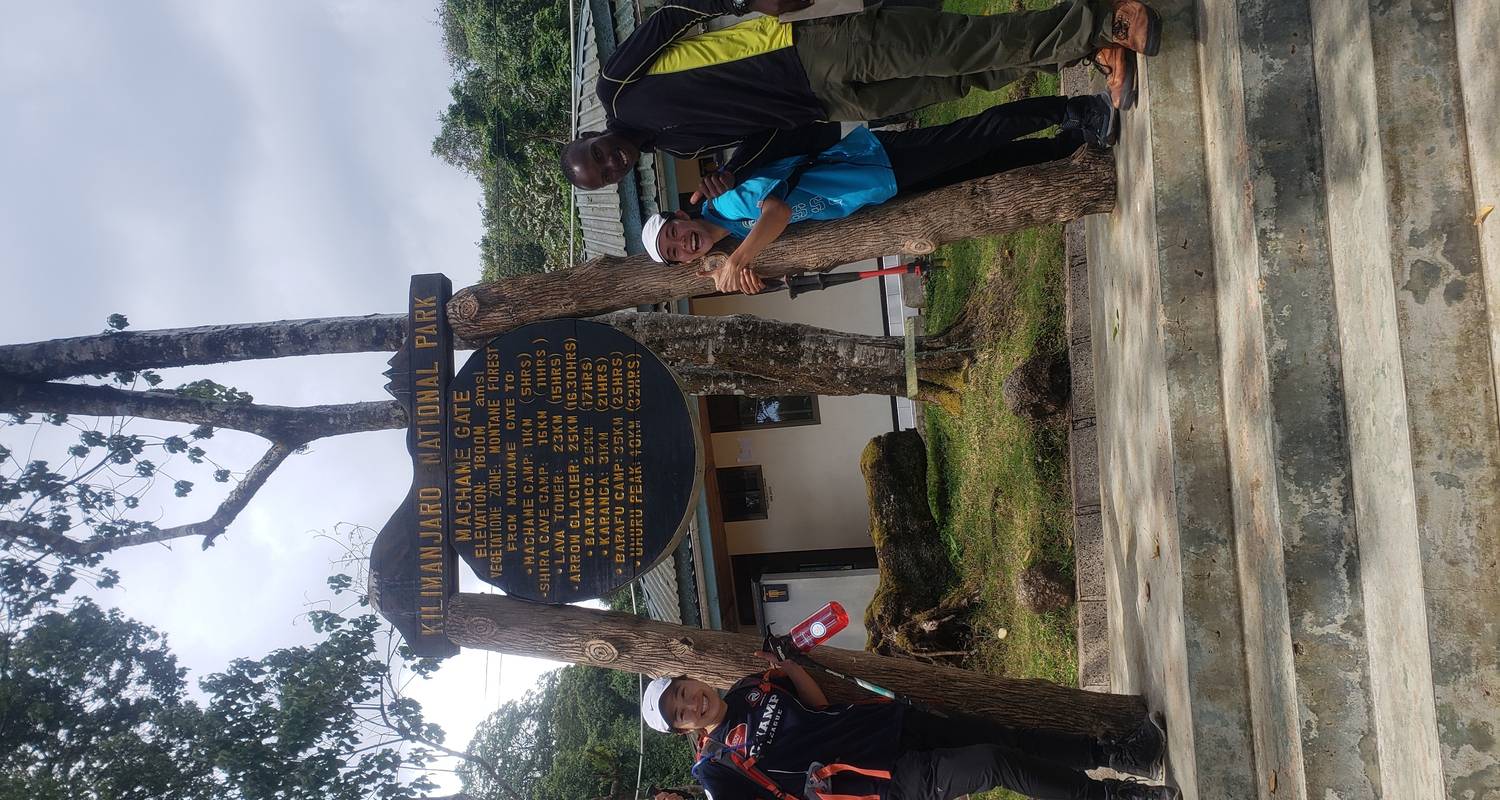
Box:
[447,318,702,602]
[370,276,702,657]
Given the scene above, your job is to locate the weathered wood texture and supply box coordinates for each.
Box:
[447,590,1146,737]
[448,148,1116,340]
[0,313,969,401]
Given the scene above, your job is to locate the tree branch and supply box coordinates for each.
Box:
[0,519,84,557]
[0,380,407,443]
[71,442,295,554]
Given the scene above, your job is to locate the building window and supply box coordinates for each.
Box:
[716,466,768,522]
[707,395,820,433]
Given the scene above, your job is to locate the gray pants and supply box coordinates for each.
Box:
[793,1,1110,120]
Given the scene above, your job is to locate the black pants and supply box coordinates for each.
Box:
[888,708,1111,800]
[875,96,1083,196]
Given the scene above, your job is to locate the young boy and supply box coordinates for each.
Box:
[640,649,1178,800]
[641,94,1114,294]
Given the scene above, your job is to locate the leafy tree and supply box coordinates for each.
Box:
[431,0,578,276]
[0,598,215,800]
[0,574,469,800]
[459,665,696,800]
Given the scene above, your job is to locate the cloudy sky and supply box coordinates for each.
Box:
[1,0,567,790]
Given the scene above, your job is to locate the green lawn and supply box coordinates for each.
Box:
[918,0,1077,694]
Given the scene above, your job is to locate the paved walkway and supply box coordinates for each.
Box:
[1078,1,1500,798]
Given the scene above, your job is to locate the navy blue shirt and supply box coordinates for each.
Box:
[692,670,906,800]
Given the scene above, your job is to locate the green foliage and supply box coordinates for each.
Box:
[0,584,444,799]
[461,665,696,800]
[0,598,214,800]
[2,339,232,561]
[432,0,581,278]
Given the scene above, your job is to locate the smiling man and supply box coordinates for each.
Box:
[639,649,1178,800]
[561,0,1160,194]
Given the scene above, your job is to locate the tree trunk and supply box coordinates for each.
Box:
[0,313,971,402]
[448,147,1114,340]
[597,312,969,404]
[446,592,1145,738]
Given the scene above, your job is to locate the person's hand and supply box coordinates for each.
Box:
[690,170,737,204]
[712,259,742,293]
[722,255,764,294]
[754,649,785,668]
[749,0,815,17]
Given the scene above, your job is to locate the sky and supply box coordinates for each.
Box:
[0,0,567,790]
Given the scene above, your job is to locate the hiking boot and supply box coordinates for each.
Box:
[1089,46,1138,110]
[1103,713,1167,779]
[1062,92,1118,148]
[1103,780,1180,800]
[1105,0,1162,56]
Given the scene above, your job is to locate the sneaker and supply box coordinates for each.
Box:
[1105,0,1162,56]
[1089,45,1138,110]
[1104,779,1179,800]
[1062,92,1118,148]
[1104,713,1166,779]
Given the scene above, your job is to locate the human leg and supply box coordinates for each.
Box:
[795,2,1106,119]
[837,70,1031,121]
[897,706,1100,772]
[875,98,1086,194]
[887,745,1110,800]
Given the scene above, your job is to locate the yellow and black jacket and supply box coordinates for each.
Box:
[598,0,839,176]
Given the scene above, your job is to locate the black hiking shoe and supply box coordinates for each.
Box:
[1103,713,1166,779]
[1103,779,1179,800]
[1063,92,1118,148]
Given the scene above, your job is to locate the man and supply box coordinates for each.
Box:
[562,0,1158,193]
[640,649,1180,800]
[641,94,1116,294]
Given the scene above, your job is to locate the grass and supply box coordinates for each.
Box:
[918,0,1077,698]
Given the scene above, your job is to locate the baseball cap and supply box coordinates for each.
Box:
[641,675,675,733]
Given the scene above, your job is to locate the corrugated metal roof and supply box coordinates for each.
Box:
[571,0,666,261]
[641,555,683,624]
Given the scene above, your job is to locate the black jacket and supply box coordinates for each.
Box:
[598,0,840,176]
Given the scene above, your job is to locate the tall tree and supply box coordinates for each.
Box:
[460,666,696,800]
[0,598,215,800]
[431,0,574,276]
[0,587,468,800]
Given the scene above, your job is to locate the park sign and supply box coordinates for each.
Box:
[369,274,702,657]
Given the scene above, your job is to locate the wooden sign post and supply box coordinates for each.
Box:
[370,275,701,656]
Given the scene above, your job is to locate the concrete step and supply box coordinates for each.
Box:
[1083,1,1500,798]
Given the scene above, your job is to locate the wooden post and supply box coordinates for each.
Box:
[446,591,1146,738]
[446,148,1115,342]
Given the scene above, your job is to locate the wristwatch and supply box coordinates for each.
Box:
[729,0,750,14]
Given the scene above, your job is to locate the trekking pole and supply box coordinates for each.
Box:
[762,602,947,717]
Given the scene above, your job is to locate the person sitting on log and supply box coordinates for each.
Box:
[640,94,1114,294]
[639,647,1178,800]
[561,0,1159,194]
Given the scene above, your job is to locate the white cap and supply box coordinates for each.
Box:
[641,213,669,263]
[641,675,675,732]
